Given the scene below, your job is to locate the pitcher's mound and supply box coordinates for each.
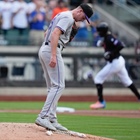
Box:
[0,123,113,140]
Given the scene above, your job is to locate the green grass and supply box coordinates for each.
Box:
[0,113,36,123]
[0,102,44,110]
[0,101,139,110]
[58,102,140,110]
[59,115,140,140]
[0,102,140,140]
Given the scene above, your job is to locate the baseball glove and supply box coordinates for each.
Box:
[104,51,114,62]
[69,23,78,42]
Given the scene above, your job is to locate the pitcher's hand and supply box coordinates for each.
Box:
[49,56,56,68]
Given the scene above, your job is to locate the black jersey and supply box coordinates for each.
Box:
[103,33,125,58]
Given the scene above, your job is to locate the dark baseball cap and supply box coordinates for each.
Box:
[80,3,93,24]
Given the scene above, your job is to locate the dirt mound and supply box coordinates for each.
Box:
[0,123,113,140]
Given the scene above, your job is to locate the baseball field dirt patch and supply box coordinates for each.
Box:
[0,123,114,140]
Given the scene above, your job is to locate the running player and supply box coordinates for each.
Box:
[35,3,93,131]
[90,22,140,109]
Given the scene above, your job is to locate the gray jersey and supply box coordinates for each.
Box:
[44,11,74,47]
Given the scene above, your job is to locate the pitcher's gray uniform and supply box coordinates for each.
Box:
[38,11,74,122]
[36,3,93,131]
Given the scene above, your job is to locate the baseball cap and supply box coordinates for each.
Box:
[80,3,93,24]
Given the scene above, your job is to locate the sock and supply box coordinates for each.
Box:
[96,84,103,102]
[128,83,140,100]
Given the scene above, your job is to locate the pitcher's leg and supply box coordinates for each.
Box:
[35,49,56,131]
[46,55,67,131]
[39,53,65,119]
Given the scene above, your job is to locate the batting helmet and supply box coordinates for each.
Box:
[96,22,108,37]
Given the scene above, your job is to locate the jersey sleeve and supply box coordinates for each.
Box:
[113,38,125,48]
[56,17,72,33]
[107,35,125,49]
[109,36,125,54]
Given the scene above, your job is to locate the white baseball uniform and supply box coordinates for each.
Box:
[94,34,132,87]
[94,55,132,87]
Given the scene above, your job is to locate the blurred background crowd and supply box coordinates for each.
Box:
[0,0,101,46]
[0,0,139,47]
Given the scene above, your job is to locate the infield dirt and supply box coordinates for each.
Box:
[0,123,114,140]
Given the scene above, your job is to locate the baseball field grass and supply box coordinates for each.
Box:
[0,102,139,140]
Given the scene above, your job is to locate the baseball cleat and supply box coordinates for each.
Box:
[51,121,68,131]
[35,116,56,131]
[90,101,106,109]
